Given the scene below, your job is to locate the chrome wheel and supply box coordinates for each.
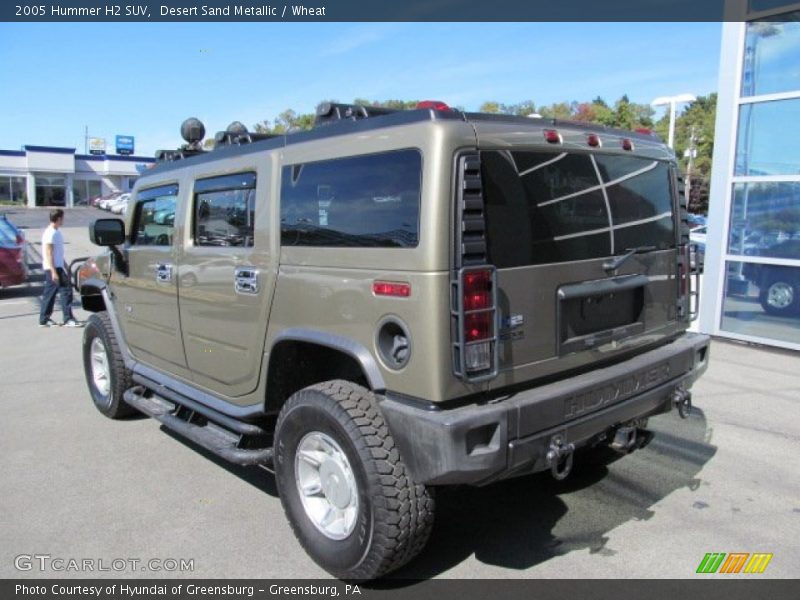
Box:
[90,337,111,399]
[295,431,359,540]
[767,281,794,310]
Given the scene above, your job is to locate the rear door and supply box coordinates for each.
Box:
[476,144,684,386]
[177,166,275,398]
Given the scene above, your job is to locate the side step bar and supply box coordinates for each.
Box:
[123,387,273,467]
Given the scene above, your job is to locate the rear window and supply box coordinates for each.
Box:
[280,149,421,248]
[481,151,675,268]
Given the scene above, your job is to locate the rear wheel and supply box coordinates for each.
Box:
[274,380,434,580]
[759,278,798,316]
[82,312,136,419]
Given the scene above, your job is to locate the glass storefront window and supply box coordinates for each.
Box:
[749,1,799,14]
[73,179,101,206]
[729,182,800,259]
[742,14,800,97]
[735,99,800,176]
[35,175,66,207]
[0,176,27,203]
[722,260,800,345]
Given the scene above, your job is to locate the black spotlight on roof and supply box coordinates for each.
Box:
[181,117,206,150]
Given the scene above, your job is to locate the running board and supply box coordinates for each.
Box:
[123,387,273,466]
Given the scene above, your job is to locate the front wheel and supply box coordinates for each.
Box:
[274,380,434,580]
[82,312,136,418]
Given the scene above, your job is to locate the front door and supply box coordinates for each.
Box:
[111,183,188,376]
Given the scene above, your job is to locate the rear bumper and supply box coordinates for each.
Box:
[379,332,710,485]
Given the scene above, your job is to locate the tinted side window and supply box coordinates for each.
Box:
[193,172,256,247]
[280,150,421,248]
[132,184,178,247]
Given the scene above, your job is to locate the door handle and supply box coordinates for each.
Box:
[155,263,173,283]
[235,267,259,294]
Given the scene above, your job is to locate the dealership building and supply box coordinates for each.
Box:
[700,1,800,351]
[0,145,155,207]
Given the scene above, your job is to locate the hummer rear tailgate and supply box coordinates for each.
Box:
[467,120,689,391]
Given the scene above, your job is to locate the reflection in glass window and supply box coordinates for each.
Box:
[133,185,178,246]
[193,172,256,247]
[280,150,421,248]
[729,182,800,259]
[722,260,800,344]
[742,16,800,97]
[735,99,800,176]
[482,150,675,268]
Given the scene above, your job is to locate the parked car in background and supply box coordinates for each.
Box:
[105,193,130,213]
[98,192,124,210]
[110,194,130,214]
[689,226,706,272]
[687,213,707,230]
[0,214,27,287]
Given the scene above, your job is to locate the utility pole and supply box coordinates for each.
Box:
[84,125,88,154]
[685,125,698,211]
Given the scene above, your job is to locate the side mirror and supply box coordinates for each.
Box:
[89,219,128,276]
[90,219,125,246]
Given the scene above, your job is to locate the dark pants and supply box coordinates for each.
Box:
[39,268,74,324]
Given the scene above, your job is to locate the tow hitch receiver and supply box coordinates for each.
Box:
[672,388,692,419]
[610,423,654,453]
[546,435,575,480]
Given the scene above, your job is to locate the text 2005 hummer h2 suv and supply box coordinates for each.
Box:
[79,102,709,579]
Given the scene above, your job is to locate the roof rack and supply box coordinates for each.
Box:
[314,102,400,127]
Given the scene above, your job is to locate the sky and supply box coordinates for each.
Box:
[0,22,722,157]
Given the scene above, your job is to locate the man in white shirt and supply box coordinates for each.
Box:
[39,209,82,327]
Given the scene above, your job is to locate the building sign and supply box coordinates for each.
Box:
[88,138,106,155]
[116,135,135,155]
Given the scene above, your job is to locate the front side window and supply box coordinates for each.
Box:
[132,184,178,246]
[482,150,675,268]
[193,172,256,247]
[280,149,422,248]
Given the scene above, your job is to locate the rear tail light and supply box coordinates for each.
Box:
[587,133,601,147]
[621,138,634,151]
[455,267,498,380]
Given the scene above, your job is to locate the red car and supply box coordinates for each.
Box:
[0,214,27,288]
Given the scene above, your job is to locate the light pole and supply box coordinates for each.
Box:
[651,93,696,148]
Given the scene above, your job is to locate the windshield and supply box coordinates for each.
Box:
[481,150,676,268]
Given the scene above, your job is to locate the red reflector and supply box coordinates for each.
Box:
[465,312,493,342]
[416,100,451,111]
[373,281,411,297]
[463,270,492,311]
[544,129,561,144]
[587,133,601,147]
[622,138,634,151]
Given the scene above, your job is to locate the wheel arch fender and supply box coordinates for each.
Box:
[265,328,386,415]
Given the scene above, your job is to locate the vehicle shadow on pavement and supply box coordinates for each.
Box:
[382,408,716,582]
[160,427,279,497]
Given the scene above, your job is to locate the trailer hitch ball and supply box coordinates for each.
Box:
[546,437,575,480]
[672,388,692,419]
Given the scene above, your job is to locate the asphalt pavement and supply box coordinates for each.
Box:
[1,207,798,580]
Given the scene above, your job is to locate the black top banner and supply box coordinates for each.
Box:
[0,0,780,22]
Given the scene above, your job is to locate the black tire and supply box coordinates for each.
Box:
[82,312,136,419]
[758,277,799,316]
[274,380,434,580]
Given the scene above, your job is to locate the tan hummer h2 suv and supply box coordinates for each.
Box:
[79,102,709,580]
